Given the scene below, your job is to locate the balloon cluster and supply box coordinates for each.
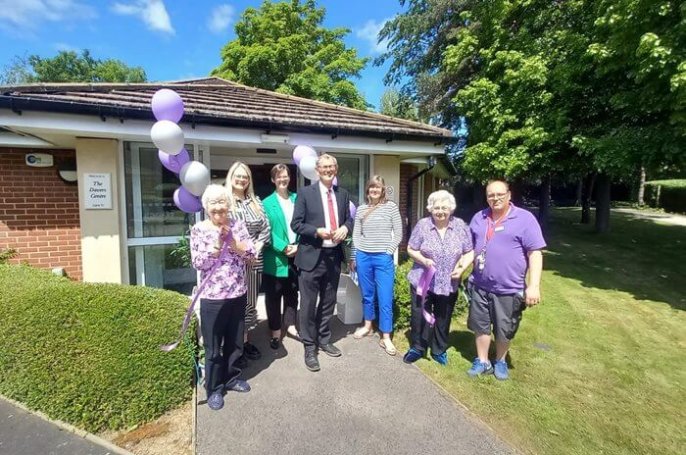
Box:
[150,89,210,213]
[291,144,353,216]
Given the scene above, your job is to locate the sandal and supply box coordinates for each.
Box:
[379,338,397,356]
[353,326,374,339]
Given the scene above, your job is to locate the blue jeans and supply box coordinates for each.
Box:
[356,251,395,334]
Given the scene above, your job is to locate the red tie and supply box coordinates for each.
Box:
[327,189,338,231]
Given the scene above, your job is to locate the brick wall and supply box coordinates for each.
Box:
[398,163,419,255]
[0,148,82,280]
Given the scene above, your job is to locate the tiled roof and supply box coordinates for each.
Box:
[0,77,454,142]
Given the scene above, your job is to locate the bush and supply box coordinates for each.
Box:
[0,264,195,433]
[393,260,471,331]
[645,179,686,214]
[393,260,414,330]
[0,248,17,264]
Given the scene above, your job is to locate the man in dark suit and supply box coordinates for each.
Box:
[291,153,354,372]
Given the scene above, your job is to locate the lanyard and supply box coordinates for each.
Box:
[485,207,510,242]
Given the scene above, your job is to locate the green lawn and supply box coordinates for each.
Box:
[397,208,686,455]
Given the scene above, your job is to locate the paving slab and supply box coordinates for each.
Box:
[196,315,515,455]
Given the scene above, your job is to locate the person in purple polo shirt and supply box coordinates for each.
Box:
[466,180,546,380]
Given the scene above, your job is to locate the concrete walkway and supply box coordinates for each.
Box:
[0,397,124,455]
[196,311,515,455]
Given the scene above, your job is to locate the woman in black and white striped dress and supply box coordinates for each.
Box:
[226,161,271,365]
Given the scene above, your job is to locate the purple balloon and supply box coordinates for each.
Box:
[158,148,190,174]
[292,145,317,165]
[349,201,357,219]
[173,186,202,213]
[152,89,184,123]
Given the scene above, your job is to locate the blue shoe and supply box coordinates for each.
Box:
[207,392,224,410]
[226,379,251,393]
[431,351,448,366]
[403,348,423,364]
[493,360,509,380]
[467,358,493,377]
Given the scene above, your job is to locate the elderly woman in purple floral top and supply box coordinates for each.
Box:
[191,184,255,411]
[403,190,474,366]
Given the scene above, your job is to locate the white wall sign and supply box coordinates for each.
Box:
[84,173,112,209]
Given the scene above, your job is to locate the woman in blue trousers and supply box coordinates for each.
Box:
[351,175,403,355]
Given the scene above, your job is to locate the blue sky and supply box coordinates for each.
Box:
[0,0,405,110]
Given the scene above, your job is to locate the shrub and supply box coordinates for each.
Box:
[0,248,17,264]
[645,179,686,214]
[393,260,414,330]
[0,264,195,433]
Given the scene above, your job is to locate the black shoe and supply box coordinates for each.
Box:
[225,379,251,393]
[319,343,342,357]
[269,337,280,350]
[304,350,320,372]
[235,354,248,369]
[244,342,262,360]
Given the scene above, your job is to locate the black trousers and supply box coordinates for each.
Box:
[263,259,299,332]
[410,286,457,355]
[298,249,341,350]
[200,294,246,395]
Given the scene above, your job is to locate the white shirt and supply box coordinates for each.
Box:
[277,193,297,244]
[318,181,339,248]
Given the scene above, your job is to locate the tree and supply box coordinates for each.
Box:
[379,88,419,120]
[0,50,147,84]
[211,0,368,110]
[380,0,685,232]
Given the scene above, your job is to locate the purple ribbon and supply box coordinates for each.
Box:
[416,265,436,326]
[161,230,231,352]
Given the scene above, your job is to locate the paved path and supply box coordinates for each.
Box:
[614,208,686,227]
[196,313,515,455]
[0,398,120,455]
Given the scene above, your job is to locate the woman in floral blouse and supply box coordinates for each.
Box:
[191,184,255,411]
[403,190,474,366]
[226,161,271,366]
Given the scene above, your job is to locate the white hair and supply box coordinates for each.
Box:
[201,184,231,212]
[426,190,456,213]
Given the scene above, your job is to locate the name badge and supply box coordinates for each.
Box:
[494,226,505,232]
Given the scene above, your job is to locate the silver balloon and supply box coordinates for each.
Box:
[150,120,184,155]
[179,161,211,197]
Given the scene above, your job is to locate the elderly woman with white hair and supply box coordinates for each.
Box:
[403,190,474,366]
[190,184,255,411]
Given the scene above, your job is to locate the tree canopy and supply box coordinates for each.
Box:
[0,50,147,84]
[379,0,685,182]
[379,88,419,120]
[211,0,369,110]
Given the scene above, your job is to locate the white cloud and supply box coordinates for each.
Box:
[207,4,233,35]
[355,18,391,55]
[0,0,96,31]
[111,0,174,34]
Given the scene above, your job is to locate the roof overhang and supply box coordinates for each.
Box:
[0,108,446,157]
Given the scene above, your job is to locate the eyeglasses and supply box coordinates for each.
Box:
[208,199,227,205]
[317,164,336,170]
[487,192,509,200]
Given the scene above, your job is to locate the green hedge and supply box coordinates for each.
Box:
[393,260,470,331]
[0,264,195,433]
[645,179,686,214]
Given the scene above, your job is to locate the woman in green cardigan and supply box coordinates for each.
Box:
[262,164,300,350]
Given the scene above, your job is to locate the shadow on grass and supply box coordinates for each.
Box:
[543,208,686,311]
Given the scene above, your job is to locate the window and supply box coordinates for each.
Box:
[124,142,197,292]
